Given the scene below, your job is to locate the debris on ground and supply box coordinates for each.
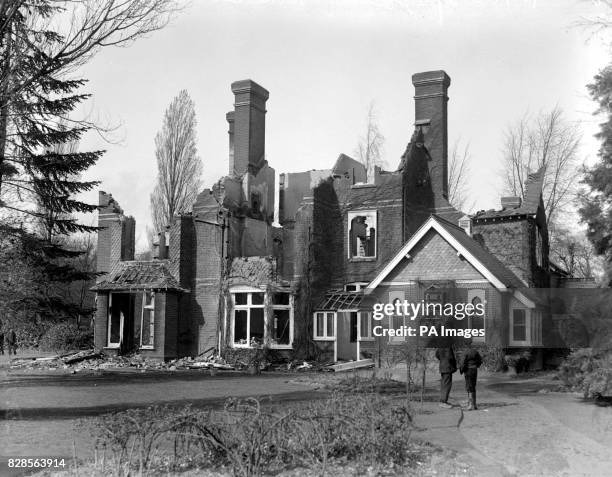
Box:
[6,349,236,372]
[5,350,342,375]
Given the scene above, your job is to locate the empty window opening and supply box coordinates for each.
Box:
[140,291,155,349]
[348,210,377,258]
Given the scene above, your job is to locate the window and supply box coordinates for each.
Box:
[140,291,155,348]
[532,310,542,346]
[350,312,358,342]
[348,210,377,258]
[232,291,265,347]
[424,289,445,319]
[512,309,527,343]
[389,294,406,343]
[359,312,373,340]
[231,290,293,348]
[271,293,292,347]
[107,293,121,348]
[314,311,335,340]
[467,289,486,343]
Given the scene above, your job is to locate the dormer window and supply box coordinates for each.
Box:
[348,210,377,259]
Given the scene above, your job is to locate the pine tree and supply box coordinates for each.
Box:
[0,1,177,322]
[579,65,612,284]
[0,2,101,320]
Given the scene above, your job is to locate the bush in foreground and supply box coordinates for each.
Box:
[85,393,422,476]
[558,348,612,398]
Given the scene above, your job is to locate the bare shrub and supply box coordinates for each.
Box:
[86,393,417,476]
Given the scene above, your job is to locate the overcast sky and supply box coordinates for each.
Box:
[77,0,611,250]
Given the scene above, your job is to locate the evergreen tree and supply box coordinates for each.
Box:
[579,65,612,284]
[0,0,177,321]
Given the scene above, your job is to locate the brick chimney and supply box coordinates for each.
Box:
[226,111,235,167]
[97,191,135,279]
[412,70,451,199]
[229,79,269,177]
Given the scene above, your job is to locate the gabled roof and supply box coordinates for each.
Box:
[472,167,545,220]
[92,261,187,292]
[366,215,526,292]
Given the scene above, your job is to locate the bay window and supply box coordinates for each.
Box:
[231,290,293,348]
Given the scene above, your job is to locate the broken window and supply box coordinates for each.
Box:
[108,293,132,348]
[314,311,335,339]
[348,210,377,258]
[271,293,292,346]
[231,290,293,348]
[108,294,122,348]
[350,312,358,342]
[232,291,266,347]
[140,291,155,348]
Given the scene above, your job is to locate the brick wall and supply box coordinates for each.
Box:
[193,219,224,354]
[472,219,531,285]
[230,80,269,176]
[386,230,483,281]
[94,294,108,349]
[412,71,450,199]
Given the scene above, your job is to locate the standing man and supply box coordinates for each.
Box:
[460,343,483,411]
[6,328,17,356]
[435,344,457,408]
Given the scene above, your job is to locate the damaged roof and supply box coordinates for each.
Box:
[228,256,282,287]
[92,261,187,292]
[316,291,365,311]
[472,168,545,220]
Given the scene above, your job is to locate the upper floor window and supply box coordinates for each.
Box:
[348,210,377,259]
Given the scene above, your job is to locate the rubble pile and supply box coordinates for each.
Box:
[7,349,235,372]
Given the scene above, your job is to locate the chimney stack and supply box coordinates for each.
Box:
[412,70,451,199]
[96,191,135,279]
[226,111,235,167]
[229,79,269,177]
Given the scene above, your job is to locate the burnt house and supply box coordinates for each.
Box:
[92,71,590,364]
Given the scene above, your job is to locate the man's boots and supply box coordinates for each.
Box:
[466,392,475,411]
[472,390,477,410]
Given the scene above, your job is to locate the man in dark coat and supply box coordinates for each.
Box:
[460,344,483,410]
[435,345,457,408]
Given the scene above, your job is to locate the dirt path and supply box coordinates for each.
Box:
[412,372,612,477]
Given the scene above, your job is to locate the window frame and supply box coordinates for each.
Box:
[232,290,266,348]
[313,311,336,341]
[107,292,121,348]
[510,307,530,346]
[347,210,377,260]
[388,291,407,344]
[359,311,374,341]
[467,289,486,343]
[140,290,155,349]
[230,289,294,349]
[270,292,294,349]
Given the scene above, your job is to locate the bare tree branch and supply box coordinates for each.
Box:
[501,106,581,230]
[355,102,385,182]
[448,138,473,212]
